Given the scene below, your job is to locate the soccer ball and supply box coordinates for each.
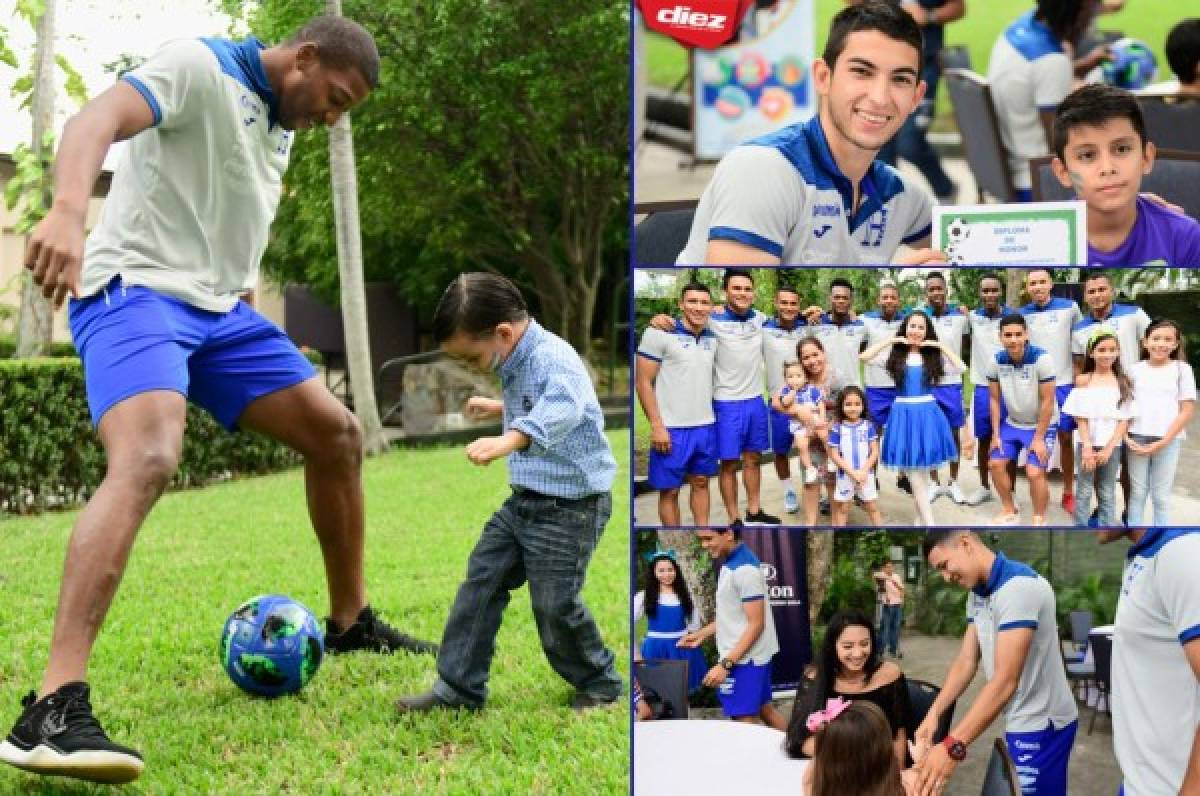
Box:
[946,218,971,242]
[1102,38,1157,90]
[220,594,324,697]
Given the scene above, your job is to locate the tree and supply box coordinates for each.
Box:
[227,0,628,358]
[323,0,387,454]
[806,531,833,625]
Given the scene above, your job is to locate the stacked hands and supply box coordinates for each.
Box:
[462,396,527,465]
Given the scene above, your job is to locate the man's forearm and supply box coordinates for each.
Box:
[949,676,1018,746]
[50,110,121,217]
[1180,725,1200,794]
[930,654,978,723]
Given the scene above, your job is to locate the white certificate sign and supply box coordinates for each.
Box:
[932,202,1087,265]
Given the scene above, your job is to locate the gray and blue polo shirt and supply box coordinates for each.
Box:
[861,310,907,389]
[761,317,807,397]
[985,344,1059,429]
[968,307,1012,387]
[715,543,779,666]
[810,313,868,389]
[637,321,717,429]
[709,307,769,401]
[677,115,933,264]
[1021,298,1083,387]
[967,553,1078,733]
[1113,530,1200,796]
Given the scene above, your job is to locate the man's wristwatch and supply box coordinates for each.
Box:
[942,735,967,762]
[719,658,735,671]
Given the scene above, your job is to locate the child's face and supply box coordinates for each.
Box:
[1090,337,1120,369]
[1053,118,1154,215]
[1145,326,1180,361]
[785,367,805,389]
[653,560,676,587]
[841,393,864,420]
[441,328,512,373]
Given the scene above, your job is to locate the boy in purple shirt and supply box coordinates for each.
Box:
[1050,83,1200,266]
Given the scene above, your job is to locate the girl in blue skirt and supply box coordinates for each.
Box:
[633,550,709,692]
[860,311,965,525]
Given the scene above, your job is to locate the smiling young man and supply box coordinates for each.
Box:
[0,17,443,785]
[676,1,941,265]
[636,282,719,526]
[1051,83,1200,267]
[1096,527,1200,795]
[914,531,1077,796]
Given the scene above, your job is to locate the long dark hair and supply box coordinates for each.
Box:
[811,702,906,796]
[884,310,944,389]
[785,610,883,758]
[1080,331,1134,409]
[642,555,695,622]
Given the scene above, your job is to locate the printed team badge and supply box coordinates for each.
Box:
[637,0,754,50]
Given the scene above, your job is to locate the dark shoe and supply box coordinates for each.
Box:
[394,690,478,714]
[326,605,438,656]
[897,474,912,495]
[743,509,780,525]
[0,682,143,784]
[571,692,621,712]
[819,498,831,516]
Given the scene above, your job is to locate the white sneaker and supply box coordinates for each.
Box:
[804,466,820,485]
[927,485,945,505]
[948,481,967,505]
[966,488,994,506]
[784,488,799,514]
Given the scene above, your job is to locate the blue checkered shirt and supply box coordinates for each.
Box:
[499,319,616,498]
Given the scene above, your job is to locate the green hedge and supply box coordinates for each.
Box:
[0,336,79,359]
[0,358,302,515]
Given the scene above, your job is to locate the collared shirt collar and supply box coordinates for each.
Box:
[972,552,1008,598]
[498,319,542,378]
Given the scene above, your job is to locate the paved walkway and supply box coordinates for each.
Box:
[687,630,1121,794]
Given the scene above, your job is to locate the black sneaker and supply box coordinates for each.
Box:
[325,605,439,656]
[571,692,621,712]
[897,474,912,495]
[0,682,143,784]
[743,509,780,525]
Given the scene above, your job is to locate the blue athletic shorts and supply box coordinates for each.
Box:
[866,386,897,430]
[713,397,768,461]
[1006,719,1077,796]
[769,406,795,456]
[647,424,719,489]
[931,383,966,429]
[68,277,316,429]
[973,384,1008,440]
[1055,384,1076,433]
[992,421,1057,470]
[717,660,773,717]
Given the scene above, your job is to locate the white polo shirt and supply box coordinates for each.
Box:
[926,308,969,386]
[986,12,1073,191]
[637,321,718,428]
[968,307,1012,388]
[861,310,907,389]
[715,543,780,666]
[709,307,769,402]
[966,553,1078,733]
[1113,531,1200,796]
[761,318,807,396]
[83,37,292,313]
[1070,304,1151,373]
[810,313,867,389]
[677,115,932,265]
[1021,298,1083,386]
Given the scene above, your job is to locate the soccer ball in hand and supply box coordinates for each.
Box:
[220,594,324,697]
[1102,38,1157,90]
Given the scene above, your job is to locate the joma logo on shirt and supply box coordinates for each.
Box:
[812,204,840,217]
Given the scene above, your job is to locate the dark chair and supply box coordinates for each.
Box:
[1088,632,1113,735]
[633,200,699,266]
[906,678,956,767]
[1138,95,1200,153]
[981,738,1021,796]
[937,45,972,73]
[1062,640,1095,702]
[634,659,690,720]
[943,69,1017,203]
[1065,610,1093,663]
[1031,149,1200,221]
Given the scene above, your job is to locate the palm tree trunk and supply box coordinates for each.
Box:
[806,531,833,625]
[325,0,387,455]
[15,0,55,358]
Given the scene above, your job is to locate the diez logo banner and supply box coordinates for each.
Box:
[637,0,753,49]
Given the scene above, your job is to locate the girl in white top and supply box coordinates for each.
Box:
[1062,330,1136,527]
[1126,319,1197,526]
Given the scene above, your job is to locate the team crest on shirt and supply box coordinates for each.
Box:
[240,93,262,126]
[860,207,889,248]
[523,396,533,412]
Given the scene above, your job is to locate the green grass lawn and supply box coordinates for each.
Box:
[0,432,630,794]
[643,0,1183,130]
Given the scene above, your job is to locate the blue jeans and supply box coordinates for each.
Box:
[1126,435,1183,526]
[433,489,620,707]
[879,604,903,655]
[1073,444,1120,526]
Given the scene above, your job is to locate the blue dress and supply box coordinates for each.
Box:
[881,362,958,470]
[636,592,708,693]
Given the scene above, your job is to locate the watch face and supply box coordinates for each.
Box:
[949,741,967,761]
